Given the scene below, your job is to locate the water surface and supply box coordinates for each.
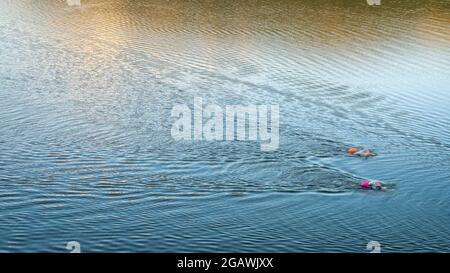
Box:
[0,0,449,252]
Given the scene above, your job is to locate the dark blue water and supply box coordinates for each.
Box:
[0,0,449,252]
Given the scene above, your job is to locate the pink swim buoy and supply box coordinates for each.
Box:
[361,181,370,188]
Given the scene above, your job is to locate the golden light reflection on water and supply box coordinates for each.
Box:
[7,0,449,97]
[51,0,449,45]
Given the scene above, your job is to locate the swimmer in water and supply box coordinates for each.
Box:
[361,181,385,190]
[347,147,376,157]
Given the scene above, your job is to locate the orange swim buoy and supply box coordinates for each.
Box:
[347,147,358,154]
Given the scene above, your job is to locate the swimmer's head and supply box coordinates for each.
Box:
[347,147,358,154]
[375,181,383,189]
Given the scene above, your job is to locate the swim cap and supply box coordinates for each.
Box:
[347,147,358,154]
[361,181,370,188]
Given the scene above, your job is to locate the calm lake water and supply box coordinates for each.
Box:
[0,0,449,252]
